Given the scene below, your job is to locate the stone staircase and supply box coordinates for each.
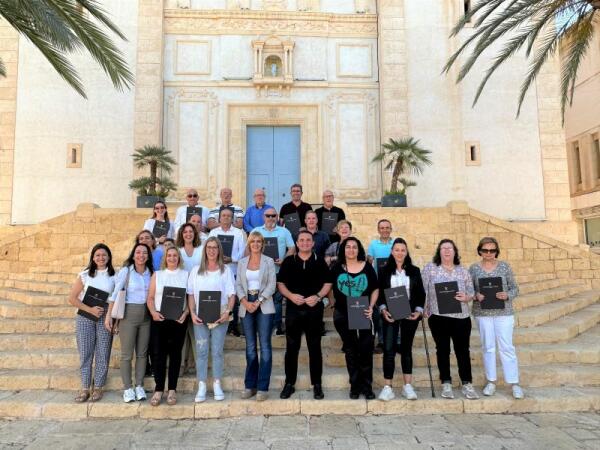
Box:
[0,203,600,419]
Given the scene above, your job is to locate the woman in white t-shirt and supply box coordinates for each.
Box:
[187,236,235,403]
[143,200,174,243]
[68,243,116,403]
[177,223,202,272]
[146,245,189,406]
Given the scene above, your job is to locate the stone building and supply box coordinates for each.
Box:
[0,0,575,242]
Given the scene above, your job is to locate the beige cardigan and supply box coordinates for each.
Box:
[235,254,277,318]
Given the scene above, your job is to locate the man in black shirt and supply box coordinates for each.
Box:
[279,183,313,234]
[277,230,332,400]
[315,189,346,243]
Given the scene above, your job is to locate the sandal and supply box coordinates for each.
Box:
[90,388,103,402]
[74,389,90,403]
[167,390,177,406]
[150,391,163,407]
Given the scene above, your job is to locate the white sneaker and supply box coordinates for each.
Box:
[441,383,454,399]
[401,384,418,400]
[512,384,525,399]
[462,383,479,400]
[378,385,395,402]
[483,382,496,396]
[123,388,136,403]
[213,380,225,401]
[195,381,207,403]
[134,385,146,401]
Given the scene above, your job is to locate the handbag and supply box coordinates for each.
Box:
[111,267,131,320]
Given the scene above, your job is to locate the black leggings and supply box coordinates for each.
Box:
[427,314,472,384]
[151,319,187,391]
[382,317,420,380]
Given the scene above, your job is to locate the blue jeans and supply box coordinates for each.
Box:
[273,291,283,331]
[241,305,274,392]
[193,321,228,382]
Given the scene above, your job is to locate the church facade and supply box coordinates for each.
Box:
[0,1,575,242]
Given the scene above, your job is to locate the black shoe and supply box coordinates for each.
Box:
[280,383,295,399]
[349,390,360,400]
[373,343,384,355]
[275,328,285,336]
[363,389,376,400]
[313,384,324,400]
[228,326,241,337]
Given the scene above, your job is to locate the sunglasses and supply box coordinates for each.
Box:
[154,206,166,210]
[187,194,198,198]
[480,248,498,254]
[265,214,277,218]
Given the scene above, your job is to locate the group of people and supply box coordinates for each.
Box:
[67,183,524,406]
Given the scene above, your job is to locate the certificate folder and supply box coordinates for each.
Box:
[283,212,301,236]
[198,290,221,324]
[479,277,505,310]
[434,281,462,314]
[217,234,234,258]
[347,296,371,330]
[186,206,203,223]
[376,258,388,273]
[152,220,169,238]
[384,286,412,320]
[159,286,186,321]
[321,212,338,235]
[263,237,279,260]
[77,286,109,322]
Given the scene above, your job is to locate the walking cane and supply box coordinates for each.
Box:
[421,319,435,397]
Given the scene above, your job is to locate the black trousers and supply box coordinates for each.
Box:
[284,306,323,386]
[427,314,472,384]
[151,319,187,391]
[382,317,420,379]
[333,309,374,393]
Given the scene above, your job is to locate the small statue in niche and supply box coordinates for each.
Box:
[270,63,278,77]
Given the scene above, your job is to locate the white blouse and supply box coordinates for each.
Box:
[111,266,151,305]
[246,269,260,291]
[78,268,115,300]
[143,218,175,240]
[179,246,202,273]
[154,268,188,311]
[391,269,411,299]
[187,265,235,314]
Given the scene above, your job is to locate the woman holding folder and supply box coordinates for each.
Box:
[330,237,379,400]
[236,232,277,401]
[68,243,116,403]
[469,237,523,399]
[187,236,236,403]
[422,239,478,400]
[146,245,189,406]
[377,238,425,401]
[143,200,174,243]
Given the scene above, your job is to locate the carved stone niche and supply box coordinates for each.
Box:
[252,36,295,97]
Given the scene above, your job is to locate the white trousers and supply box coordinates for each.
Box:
[476,315,520,384]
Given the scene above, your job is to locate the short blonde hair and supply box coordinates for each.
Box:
[160,244,183,270]
[245,231,265,253]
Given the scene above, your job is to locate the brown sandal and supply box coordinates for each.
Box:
[74,390,90,403]
[90,388,103,402]
[150,391,163,407]
[167,390,177,406]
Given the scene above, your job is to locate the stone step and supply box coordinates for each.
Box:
[6,272,75,284]
[512,283,589,312]
[0,386,599,420]
[0,287,67,307]
[515,289,599,327]
[0,299,73,319]
[0,279,71,295]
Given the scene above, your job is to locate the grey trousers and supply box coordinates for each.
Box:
[118,303,150,389]
[75,312,113,389]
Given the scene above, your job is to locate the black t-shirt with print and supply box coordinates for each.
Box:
[331,262,378,315]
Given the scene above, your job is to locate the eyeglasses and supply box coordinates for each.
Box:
[265,214,277,218]
[187,194,198,198]
[480,248,498,254]
[206,246,219,250]
[154,206,166,210]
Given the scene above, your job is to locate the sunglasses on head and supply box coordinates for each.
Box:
[480,248,498,254]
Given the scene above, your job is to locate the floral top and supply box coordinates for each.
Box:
[421,263,474,319]
[468,261,519,317]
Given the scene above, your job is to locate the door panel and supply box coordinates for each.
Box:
[246,127,274,208]
[273,127,301,211]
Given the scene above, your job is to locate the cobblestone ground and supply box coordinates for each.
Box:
[1,412,599,449]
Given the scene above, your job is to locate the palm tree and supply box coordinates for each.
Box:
[372,137,432,195]
[0,0,133,97]
[443,1,600,118]
[129,145,178,198]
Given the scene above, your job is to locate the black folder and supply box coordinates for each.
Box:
[283,212,301,236]
[384,286,412,320]
[347,296,371,330]
[434,281,462,314]
[159,286,186,321]
[152,220,169,238]
[77,286,109,322]
[263,237,279,260]
[198,290,221,324]
[479,277,505,310]
[217,234,234,258]
[186,206,203,223]
[321,212,338,235]
[376,258,388,273]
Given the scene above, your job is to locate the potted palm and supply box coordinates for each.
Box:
[372,137,432,207]
[129,145,178,208]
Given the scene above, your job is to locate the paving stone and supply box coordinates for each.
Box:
[24,435,131,450]
[227,416,265,440]
[54,419,148,435]
[263,415,308,442]
[132,419,193,446]
[0,419,60,445]
[331,437,369,450]
[356,415,411,435]
[225,441,269,450]
[309,415,359,438]
[269,439,331,450]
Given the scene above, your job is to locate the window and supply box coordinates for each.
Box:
[585,217,600,248]
[573,142,582,186]
[465,141,481,166]
[594,135,600,181]
[66,143,82,168]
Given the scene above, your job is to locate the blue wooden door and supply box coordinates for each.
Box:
[247,126,300,212]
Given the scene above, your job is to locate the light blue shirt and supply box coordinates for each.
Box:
[252,225,295,272]
[367,238,394,273]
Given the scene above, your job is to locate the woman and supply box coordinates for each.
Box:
[143,200,174,244]
[422,239,478,400]
[377,238,425,401]
[469,237,523,399]
[68,243,116,403]
[235,232,277,401]
[105,243,154,403]
[324,220,353,267]
[136,230,163,271]
[187,236,236,402]
[177,223,202,273]
[330,237,379,399]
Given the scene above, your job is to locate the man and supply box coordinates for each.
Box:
[174,188,209,234]
[304,211,330,259]
[208,208,245,336]
[279,183,312,233]
[189,214,208,245]
[243,188,273,233]
[252,207,295,335]
[207,187,245,230]
[277,230,332,400]
[367,219,394,354]
[314,190,346,243]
